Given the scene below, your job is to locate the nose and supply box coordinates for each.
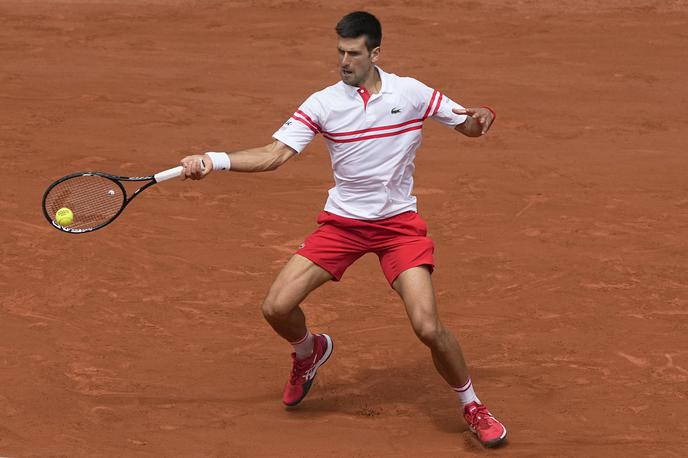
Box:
[341,52,351,66]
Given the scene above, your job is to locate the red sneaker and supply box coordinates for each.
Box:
[463,401,507,447]
[282,333,333,407]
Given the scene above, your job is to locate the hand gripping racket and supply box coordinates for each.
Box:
[42,163,200,234]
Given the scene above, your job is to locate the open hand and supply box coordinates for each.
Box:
[453,107,495,135]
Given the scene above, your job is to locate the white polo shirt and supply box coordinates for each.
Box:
[273,66,467,220]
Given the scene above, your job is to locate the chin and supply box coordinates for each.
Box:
[342,76,359,87]
[338,71,353,84]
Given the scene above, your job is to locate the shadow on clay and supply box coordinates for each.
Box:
[280,357,513,435]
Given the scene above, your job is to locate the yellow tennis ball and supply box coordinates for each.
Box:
[55,207,74,226]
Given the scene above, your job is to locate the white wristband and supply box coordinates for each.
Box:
[206,151,231,171]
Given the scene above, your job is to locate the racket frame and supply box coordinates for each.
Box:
[42,171,158,234]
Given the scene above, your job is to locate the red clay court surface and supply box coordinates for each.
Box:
[1,1,687,456]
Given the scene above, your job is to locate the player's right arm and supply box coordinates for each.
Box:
[180,93,323,180]
[180,141,296,180]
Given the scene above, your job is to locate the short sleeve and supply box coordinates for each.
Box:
[272,93,323,154]
[429,93,468,127]
[406,78,468,128]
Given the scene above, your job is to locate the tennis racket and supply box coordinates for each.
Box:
[42,163,200,234]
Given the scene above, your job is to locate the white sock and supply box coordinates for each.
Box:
[452,378,481,408]
[290,330,314,360]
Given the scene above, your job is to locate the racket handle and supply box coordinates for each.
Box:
[154,166,183,183]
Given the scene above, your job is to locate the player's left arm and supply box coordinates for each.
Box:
[453,107,496,137]
[409,79,495,138]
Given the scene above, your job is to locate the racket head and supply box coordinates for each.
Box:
[42,172,128,233]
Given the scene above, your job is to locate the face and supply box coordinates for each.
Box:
[337,36,380,87]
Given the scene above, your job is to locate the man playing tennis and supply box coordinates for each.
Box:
[180,11,506,448]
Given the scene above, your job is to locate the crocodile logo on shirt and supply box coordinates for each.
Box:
[391,107,402,114]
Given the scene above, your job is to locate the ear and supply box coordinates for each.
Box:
[370,46,381,63]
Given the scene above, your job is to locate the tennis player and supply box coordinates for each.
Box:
[180,11,506,448]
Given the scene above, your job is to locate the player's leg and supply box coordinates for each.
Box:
[264,209,365,347]
[392,266,507,447]
[262,254,335,407]
[262,253,333,342]
[391,266,468,386]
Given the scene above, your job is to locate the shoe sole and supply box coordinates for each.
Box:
[284,334,334,407]
[470,424,508,448]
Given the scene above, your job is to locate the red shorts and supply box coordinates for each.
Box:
[296,210,435,285]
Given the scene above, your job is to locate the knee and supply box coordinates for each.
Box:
[412,318,447,348]
[261,291,293,322]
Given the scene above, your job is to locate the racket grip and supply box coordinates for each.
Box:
[154,166,184,183]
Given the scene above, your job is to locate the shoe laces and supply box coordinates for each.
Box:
[467,404,495,431]
[289,354,314,384]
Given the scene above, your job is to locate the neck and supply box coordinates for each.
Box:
[359,67,381,94]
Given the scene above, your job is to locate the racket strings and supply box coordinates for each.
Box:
[44,175,125,230]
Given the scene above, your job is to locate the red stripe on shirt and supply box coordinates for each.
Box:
[295,110,321,132]
[422,89,438,120]
[291,115,319,134]
[322,124,423,143]
[323,118,423,137]
[432,93,444,116]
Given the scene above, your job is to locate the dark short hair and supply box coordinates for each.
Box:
[335,11,382,52]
